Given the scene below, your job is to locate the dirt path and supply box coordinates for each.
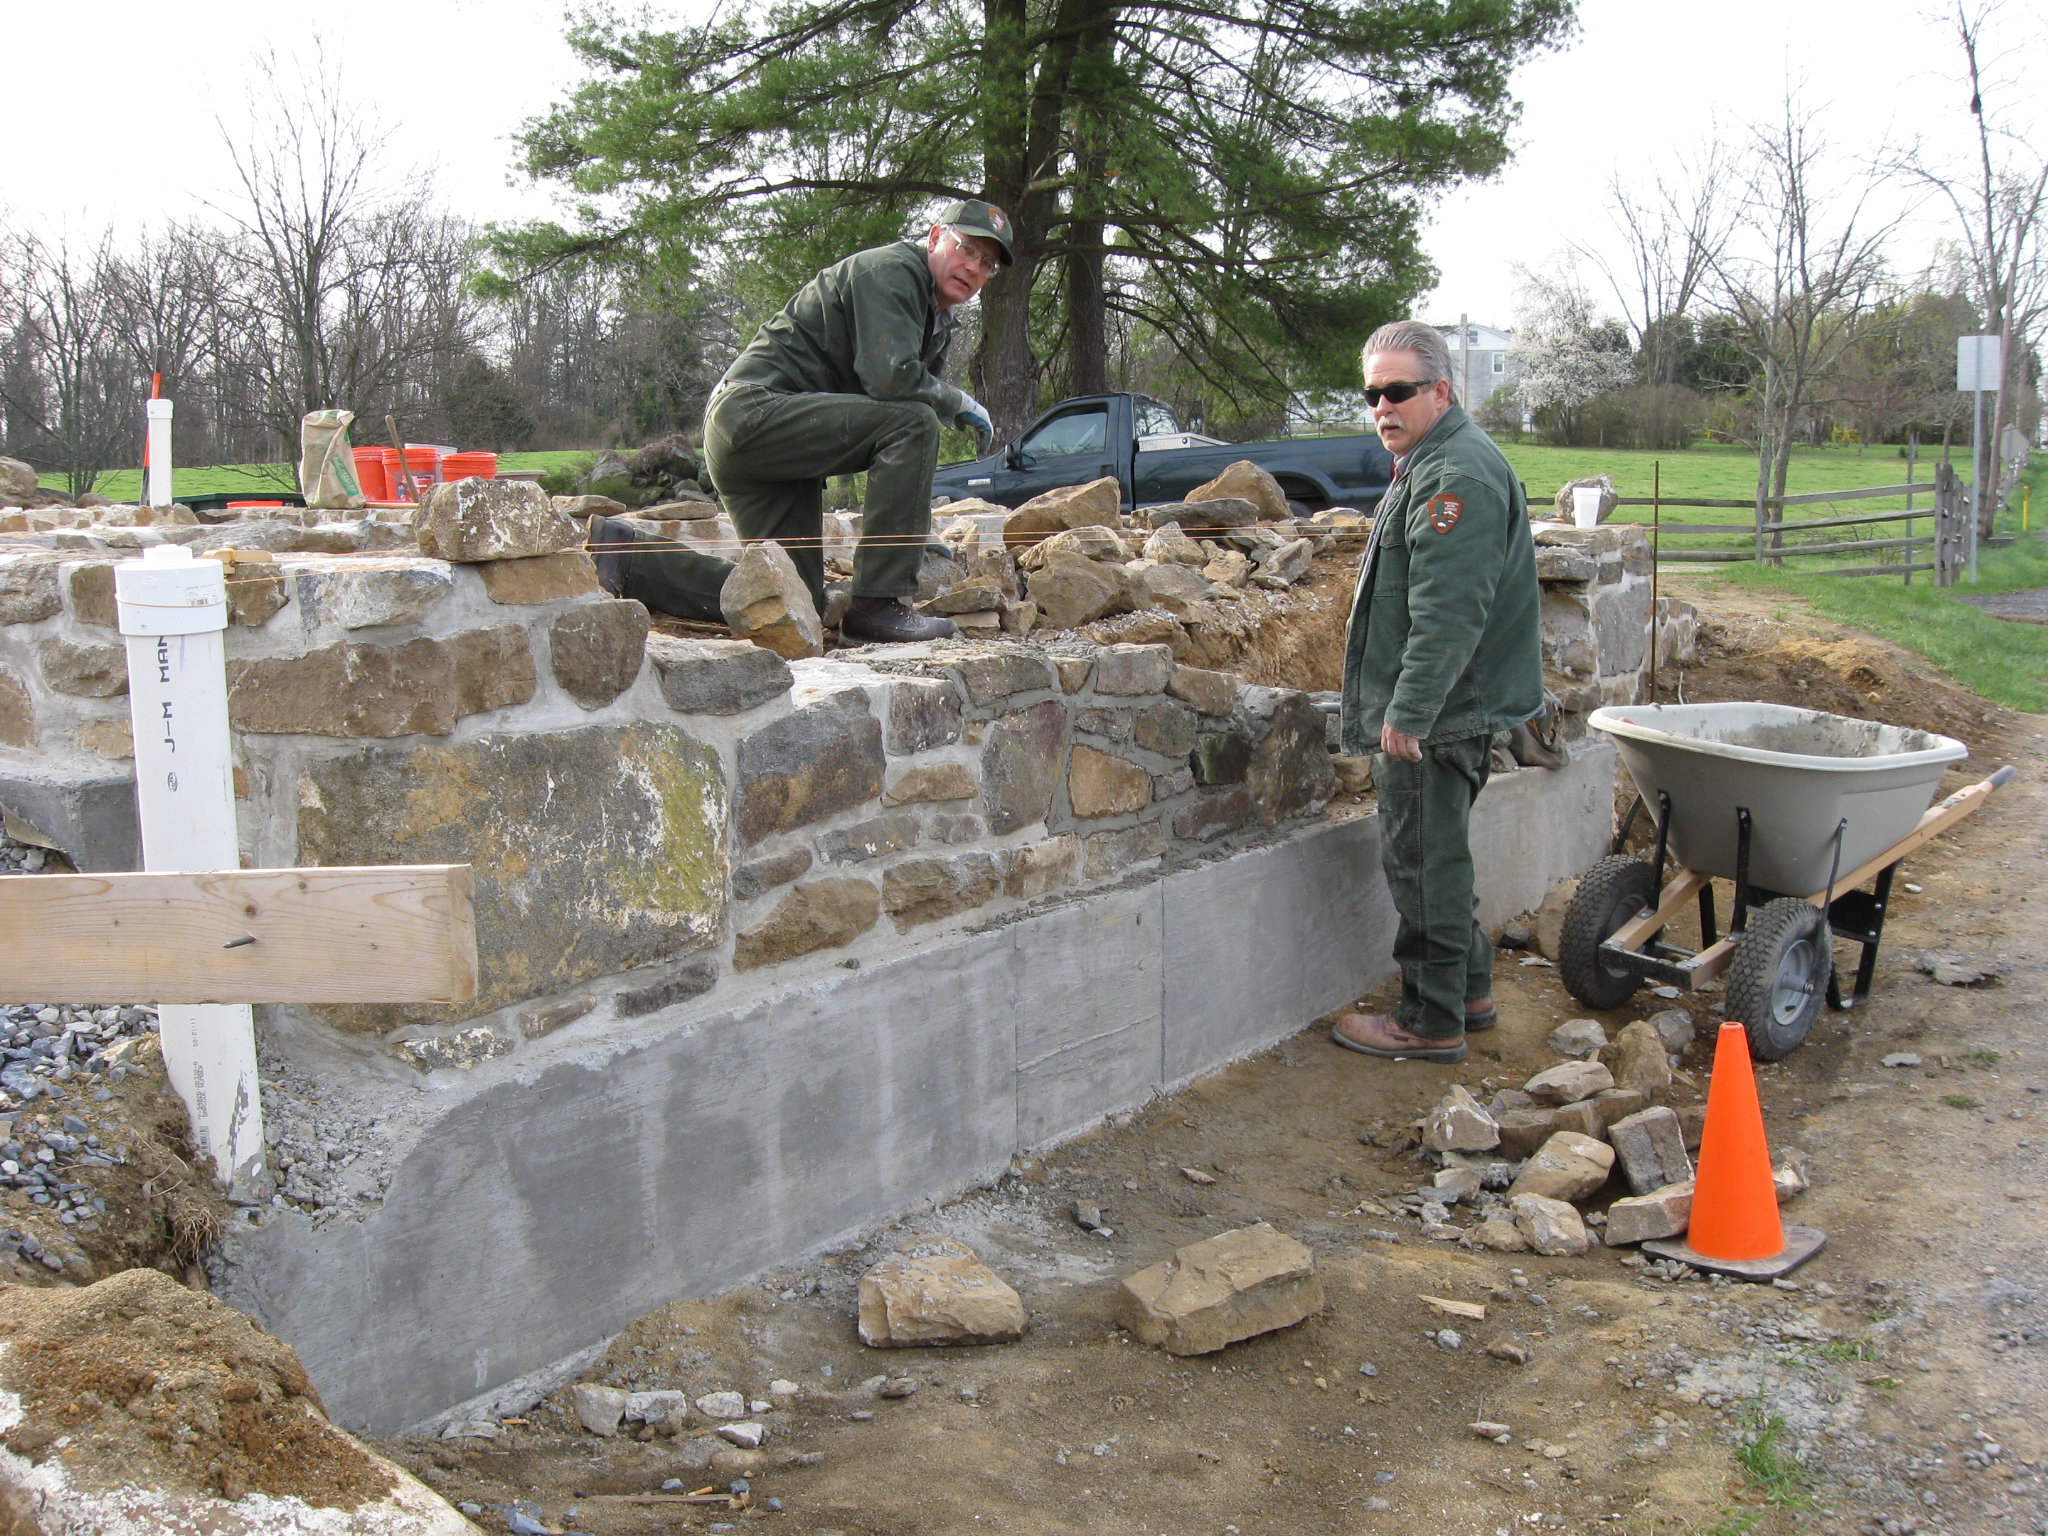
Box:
[376,600,2048,1536]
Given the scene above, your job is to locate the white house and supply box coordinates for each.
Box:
[1434,321,1516,409]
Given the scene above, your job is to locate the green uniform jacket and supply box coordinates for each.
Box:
[722,239,970,419]
[1340,403,1542,752]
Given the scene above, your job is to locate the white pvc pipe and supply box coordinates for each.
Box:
[115,546,265,1195]
[145,398,174,509]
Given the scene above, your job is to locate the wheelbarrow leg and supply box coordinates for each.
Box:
[1827,862,1896,1010]
[1697,881,1717,948]
[1730,807,1754,934]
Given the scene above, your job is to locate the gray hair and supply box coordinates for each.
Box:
[1362,321,1457,400]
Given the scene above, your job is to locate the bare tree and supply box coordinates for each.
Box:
[1580,144,1736,385]
[0,229,137,494]
[207,49,477,466]
[1702,98,1901,521]
[1891,1,2048,527]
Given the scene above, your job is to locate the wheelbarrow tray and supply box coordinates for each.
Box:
[1588,703,1967,897]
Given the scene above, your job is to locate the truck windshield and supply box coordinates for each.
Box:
[1134,399,1182,436]
[1022,408,1107,459]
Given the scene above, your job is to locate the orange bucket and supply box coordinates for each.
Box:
[352,448,390,501]
[440,451,498,480]
[381,447,438,499]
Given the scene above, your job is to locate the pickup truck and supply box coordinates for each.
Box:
[931,392,1394,514]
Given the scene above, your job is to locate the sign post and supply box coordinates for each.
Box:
[1957,334,2002,584]
[114,545,265,1195]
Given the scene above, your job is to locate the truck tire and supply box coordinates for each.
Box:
[1557,856,1657,1010]
[1723,897,1831,1061]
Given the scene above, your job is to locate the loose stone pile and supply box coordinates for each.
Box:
[1406,988,1808,1263]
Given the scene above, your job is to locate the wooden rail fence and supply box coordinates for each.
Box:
[1527,462,1969,584]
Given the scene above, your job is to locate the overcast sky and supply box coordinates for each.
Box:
[8,0,2035,335]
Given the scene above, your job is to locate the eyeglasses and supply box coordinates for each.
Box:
[1362,381,1434,407]
[944,227,1001,274]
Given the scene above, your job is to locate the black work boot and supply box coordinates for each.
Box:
[586,515,634,598]
[840,596,958,643]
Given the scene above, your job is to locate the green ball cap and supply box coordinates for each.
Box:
[935,199,1015,266]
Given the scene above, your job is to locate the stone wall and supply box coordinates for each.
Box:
[1531,520,1682,734]
[0,526,1334,1076]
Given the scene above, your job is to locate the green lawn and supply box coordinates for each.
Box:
[1688,457,2048,713]
[40,450,594,502]
[1493,440,1956,505]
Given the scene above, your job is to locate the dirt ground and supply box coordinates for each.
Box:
[364,580,2048,1536]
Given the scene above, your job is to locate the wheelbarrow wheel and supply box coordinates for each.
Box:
[1557,856,1658,1010]
[1725,897,1832,1061]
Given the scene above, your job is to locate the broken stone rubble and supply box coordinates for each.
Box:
[1117,1222,1322,1355]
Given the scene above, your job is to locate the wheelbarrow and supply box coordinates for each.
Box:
[1557,702,2016,1060]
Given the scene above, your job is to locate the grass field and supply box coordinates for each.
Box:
[38,451,594,502]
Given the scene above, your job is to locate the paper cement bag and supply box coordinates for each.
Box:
[298,409,367,510]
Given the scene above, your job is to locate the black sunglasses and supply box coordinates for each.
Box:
[1362,380,1434,407]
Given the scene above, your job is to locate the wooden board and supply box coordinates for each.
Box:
[0,865,476,1004]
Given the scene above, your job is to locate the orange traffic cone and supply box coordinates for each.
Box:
[1642,1022,1825,1280]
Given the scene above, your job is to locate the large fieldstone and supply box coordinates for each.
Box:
[1509,1193,1590,1257]
[1117,1223,1322,1356]
[1003,477,1121,549]
[1611,1019,1673,1096]
[1173,786,1250,842]
[1027,553,1130,630]
[858,1235,1027,1347]
[1604,1180,1694,1245]
[884,679,963,753]
[1523,1060,1614,1106]
[1423,1085,1501,1153]
[721,541,824,660]
[62,561,118,627]
[1067,745,1151,819]
[883,761,977,805]
[1166,664,1236,717]
[1507,1131,1615,1204]
[478,550,602,604]
[227,628,535,738]
[38,636,126,697]
[299,722,726,1032]
[1143,498,1260,533]
[947,649,1056,706]
[0,554,60,625]
[1186,460,1290,521]
[414,478,580,562]
[735,687,885,844]
[733,878,881,970]
[882,852,1001,928]
[549,598,650,709]
[286,556,453,630]
[980,698,1068,835]
[646,635,791,715]
[1608,1106,1693,1195]
[1094,643,1174,696]
[1242,690,1333,825]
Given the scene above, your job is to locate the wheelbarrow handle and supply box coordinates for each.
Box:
[1989,766,2018,790]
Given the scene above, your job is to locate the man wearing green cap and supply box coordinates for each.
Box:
[591,201,1013,644]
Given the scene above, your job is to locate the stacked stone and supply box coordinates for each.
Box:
[1533,522,1697,730]
[725,641,1333,976]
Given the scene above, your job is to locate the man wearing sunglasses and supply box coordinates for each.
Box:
[1330,320,1542,1064]
[589,200,1010,644]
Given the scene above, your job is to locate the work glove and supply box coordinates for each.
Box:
[955,396,994,456]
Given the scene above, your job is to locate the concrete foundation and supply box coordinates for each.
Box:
[217,738,1614,1433]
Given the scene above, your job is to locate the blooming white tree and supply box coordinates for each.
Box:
[1510,265,1636,440]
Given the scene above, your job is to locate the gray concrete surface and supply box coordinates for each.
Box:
[217,739,1617,1433]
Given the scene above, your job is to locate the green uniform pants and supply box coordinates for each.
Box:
[611,530,733,626]
[1373,733,1495,1039]
[695,381,941,614]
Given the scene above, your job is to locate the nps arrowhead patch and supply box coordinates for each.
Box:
[1427,493,1464,534]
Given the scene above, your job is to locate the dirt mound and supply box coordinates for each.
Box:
[1672,611,2016,757]
[0,1267,389,1509]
